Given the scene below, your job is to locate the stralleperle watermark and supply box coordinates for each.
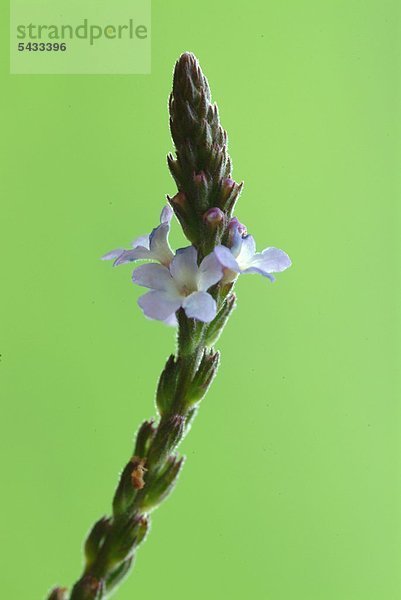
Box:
[10,0,151,74]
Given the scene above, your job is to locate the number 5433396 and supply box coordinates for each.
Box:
[18,42,67,51]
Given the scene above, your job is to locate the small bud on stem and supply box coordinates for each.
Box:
[203,207,225,227]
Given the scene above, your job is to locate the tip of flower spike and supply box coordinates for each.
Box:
[172,51,211,103]
[173,52,199,86]
[176,51,198,69]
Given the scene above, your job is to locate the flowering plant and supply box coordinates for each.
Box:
[47,52,291,600]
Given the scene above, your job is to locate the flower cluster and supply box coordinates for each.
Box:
[103,205,291,325]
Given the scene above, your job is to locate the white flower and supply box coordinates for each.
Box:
[133,246,223,323]
[102,205,174,267]
[214,221,291,283]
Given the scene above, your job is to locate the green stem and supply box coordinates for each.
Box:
[67,315,212,600]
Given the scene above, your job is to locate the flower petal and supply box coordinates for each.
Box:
[160,205,173,224]
[148,223,174,265]
[131,234,150,249]
[132,263,178,292]
[170,246,198,290]
[101,248,124,261]
[138,291,182,321]
[163,312,178,327]
[242,266,276,282]
[236,235,257,270]
[103,205,174,268]
[197,252,223,292]
[214,246,240,272]
[228,218,246,257]
[253,247,292,273]
[114,246,151,266]
[183,291,217,323]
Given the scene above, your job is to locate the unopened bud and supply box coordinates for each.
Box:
[113,454,145,516]
[167,192,200,247]
[105,557,133,595]
[84,516,111,569]
[134,419,156,457]
[203,207,224,227]
[221,178,236,200]
[110,515,150,566]
[71,576,104,600]
[220,178,243,212]
[156,355,181,416]
[187,349,220,405]
[148,414,186,464]
[169,191,187,207]
[141,455,185,511]
[193,171,207,186]
[205,294,236,346]
[136,515,150,545]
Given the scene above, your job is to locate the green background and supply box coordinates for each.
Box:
[1,1,400,598]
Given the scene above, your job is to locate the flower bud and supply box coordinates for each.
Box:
[203,207,224,228]
[193,171,207,186]
[167,192,200,246]
[134,419,156,457]
[169,191,187,207]
[105,557,134,595]
[156,354,180,416]
[148,414,186,465]
[84,517,111,570]
[113,459,138,517]
[220,178,243,212]
[220,178,236,201]
[205,294,236,346]
[167,153,182,187]
[109,515,150,565]
[193,171,210,211]
[141,455,185,511]
[70,575,104,600]
[187,349,220,406]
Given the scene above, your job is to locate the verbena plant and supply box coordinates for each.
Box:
[47,52,291,600]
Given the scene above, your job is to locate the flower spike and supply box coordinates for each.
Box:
[51,52,291,600]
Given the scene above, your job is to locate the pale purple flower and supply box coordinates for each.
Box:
[132,246,223,323]
[102,205,174,267]
[215,219,291,283]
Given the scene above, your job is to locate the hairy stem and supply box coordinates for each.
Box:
[64,313,216,600]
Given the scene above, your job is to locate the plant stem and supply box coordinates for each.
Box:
[47,52,239,600]
[65,313,218,600]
